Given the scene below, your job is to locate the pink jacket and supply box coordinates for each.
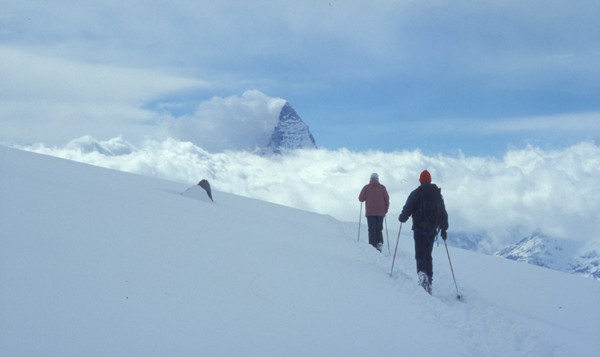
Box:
[358,180,390,216]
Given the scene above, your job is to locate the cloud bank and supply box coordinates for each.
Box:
[15,138,600,253]
[158,90,287,152]
[0,46,207,145]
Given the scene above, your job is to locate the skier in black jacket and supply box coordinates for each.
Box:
[398,170,449,294]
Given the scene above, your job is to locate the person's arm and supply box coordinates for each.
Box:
[398,190,417,222]
[358,186,367,202]
[439,191,449,232]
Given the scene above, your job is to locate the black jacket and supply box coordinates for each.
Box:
[399,183,449,232]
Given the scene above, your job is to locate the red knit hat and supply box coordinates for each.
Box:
[419,170,432,184]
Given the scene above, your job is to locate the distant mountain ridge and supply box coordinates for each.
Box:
[495,232,600,280]
[445,230,600,280]
[265,102,316,153]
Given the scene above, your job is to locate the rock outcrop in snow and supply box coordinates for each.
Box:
[265,102,316,153]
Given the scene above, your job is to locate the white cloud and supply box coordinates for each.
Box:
[484,112,600,134]
[15,138,600,252]
[0,46,206,103]
[0,46,287,151]
[420,112,600,135]
[159,90,287,152]
[0,46,208,144]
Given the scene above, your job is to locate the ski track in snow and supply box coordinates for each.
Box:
[353,225,570,357]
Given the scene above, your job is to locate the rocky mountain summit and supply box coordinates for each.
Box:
[265,102,316,153]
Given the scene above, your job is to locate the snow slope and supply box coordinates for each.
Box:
[1,146,599,356]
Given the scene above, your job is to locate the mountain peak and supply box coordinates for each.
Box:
[266,102,316,154]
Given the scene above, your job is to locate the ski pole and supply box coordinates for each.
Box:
[357,202,363,242]
[384,216,390,254]
[389,222,402,277]
[443,238,462,300]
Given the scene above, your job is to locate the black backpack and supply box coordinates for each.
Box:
[414,184,443,231]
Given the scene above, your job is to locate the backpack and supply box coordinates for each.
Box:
[414,184,443,231]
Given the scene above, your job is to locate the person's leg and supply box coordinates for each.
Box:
[413,230,429,275]
[424,230,435,283]
[375,216,384,251]
[366,216,378,248]
[414,229,434,293]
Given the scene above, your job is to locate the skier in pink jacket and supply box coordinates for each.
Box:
[358,173,390,252]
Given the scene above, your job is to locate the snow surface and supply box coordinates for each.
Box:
[1,146,599,356]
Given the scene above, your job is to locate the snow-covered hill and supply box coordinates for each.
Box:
[1,146,599,356]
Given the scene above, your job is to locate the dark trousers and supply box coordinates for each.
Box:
[366,216,384,248]
[413,228,436,280]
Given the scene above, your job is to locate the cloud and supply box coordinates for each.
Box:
[484,112,600,134]
[159,90,287,152]
[14,138,600,253]
[0,46,287,152]
[423,112,600,135]
[0,47,202,102]
[0,46,208,144]
[7,1,598,87]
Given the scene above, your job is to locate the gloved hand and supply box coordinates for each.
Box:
[441,231,448,240]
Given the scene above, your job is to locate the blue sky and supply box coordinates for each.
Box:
[1,1,600,156]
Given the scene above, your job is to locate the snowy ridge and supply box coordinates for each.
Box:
[1,145,599,356]
[266,102,316,153]
[496,232,600,280]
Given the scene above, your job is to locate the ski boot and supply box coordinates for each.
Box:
[418,271,432,295]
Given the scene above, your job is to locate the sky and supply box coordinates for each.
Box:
[2,1,600,155]
[2,146,599,356]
